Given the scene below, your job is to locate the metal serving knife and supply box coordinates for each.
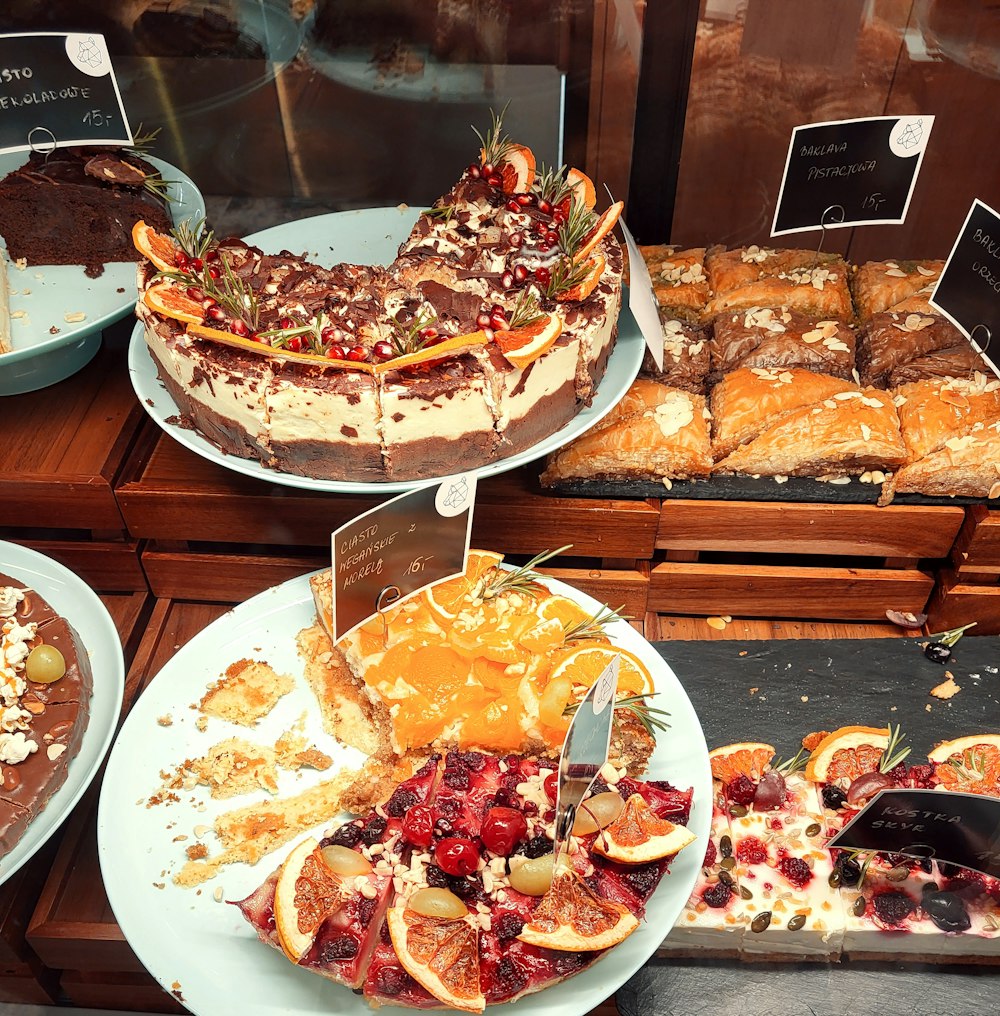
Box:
[552,654,620,867]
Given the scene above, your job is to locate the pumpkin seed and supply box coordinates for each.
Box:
[828,869,842,889]
[921,881,939,894]
[740,886,753,900]
[730,804,748,818]
[720,856,736,871]
[719,869,735,888]
[853,895,867,917]
[787,914,806,932]
[720,835,733,858]
[887,865,910,882]
[805,823,821,837]
[751,911,772,933]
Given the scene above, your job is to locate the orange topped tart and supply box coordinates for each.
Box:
[299,549,661,774]
[133,109,624,482]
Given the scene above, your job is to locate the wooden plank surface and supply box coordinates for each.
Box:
[656,500,964,558]
[927,569,1000,636]
[3,538,146,594]
[649,561,934,620]
[953,506,1000,568]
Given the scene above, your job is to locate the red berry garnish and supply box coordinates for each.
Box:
[229,319,249,337]
[545,231,560,246]
[778,855,812,888]
[279,317,296,329]
[419,327,438,341]
[327,344,348,359]
[287,337,303,352]
[207,266,221,280]
[490,312,508,332]
[873,890,915,927]
[513,264,528,283]
[501,271,514,289]
[189,257,204,271]
[174,252,189,269]
[481,807,528,856]
[205,305,226,322]
[468,163,481,179]
[703,838,718,868]
[476,312,492,328]
[372,340,394,361]
[186,286,206,302]
[487,174,502,187]
[726,774,756,805]
[543,772,558,802]
[517,194,534,206]
[321,326,343,345]
[534,267,551,285]
[735,835,768,866]
[482,162,495,176]
[347,345,369,362]
[702,881,733,908]
[434,837,479,876]
[551,210,566,226]
[557,197,571,217]
[205,249,220,263]
[509,232,524,249]
[538,199,552,215]
[506,199,520,213]
[401,804,434,848]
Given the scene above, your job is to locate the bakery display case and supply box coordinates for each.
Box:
[1,2,1000,1014]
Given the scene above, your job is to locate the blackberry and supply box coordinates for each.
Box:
[436,798,461,821]
[443,765,470,790]
[872,890,915,927]
[385,788,417,818]
[727,774,756,805]
[361,816,387,845]
[320,936,358,962]
[520,834,551,859]
[495,957,527,995]
[908,763,935,788]
[454,751,486,771]
[425,864,449,888]
[493,913,524,941]
[355,896,377,928]
[779,856,812,888]
[553,951,592,976]
[589,778,610,796]
[374,967,408,996]
[703,881,733,908]
[821,784,846,810]
[322,822,362,848]
[492,788,516,809]
[621,863,660,900]
[380,919,393,944]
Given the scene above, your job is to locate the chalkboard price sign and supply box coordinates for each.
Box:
[772,115,933,237]
[0,32,132,155]
[331,473,477,641]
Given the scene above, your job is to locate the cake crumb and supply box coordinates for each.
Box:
[153,882,165,890]
[707,616,727,630]
[199,659,294,727]
[14,257,26,270]
[186,843,209,861]
[930,674,961,700]
[925,703,933,712]
[196,716,208,732]
[213,887,224,902]
[186,737,280,798]
[194,824,211,838]
[157,714,173,727]
[64,311,87,323]
[800,695,809,703]
[749,687,759,695]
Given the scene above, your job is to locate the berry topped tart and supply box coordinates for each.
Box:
[133,109,626,482]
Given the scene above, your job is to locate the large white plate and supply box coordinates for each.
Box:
[98,569,710,1016]
[128,207,644,493]
[0,542,124,885]
[1,154,206,395]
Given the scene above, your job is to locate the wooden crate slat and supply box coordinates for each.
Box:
[656,500,964,559]
[952,505,1000,569]
[649,561,933,620]
[61,969,187,1013]
[5,538,146,593]
[927,568,1000,636]
[536,565,649,617]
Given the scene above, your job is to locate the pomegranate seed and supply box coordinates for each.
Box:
[174,252,189,269]
[327,344,348,359]
[545,231,560,246]
[207,266,221,280]
[487,174,502,187]
[535,267,551,285]
[476,312,492,328]
[552,210,566,226]
[373,340,394,361]
[501,271,514,288]
[482,162,495,176]
[491,304,505,314]
[419,327,438,340]
[279,317,296,329]
[206,305,226,322]
[538,199,552,215]
[514,265,528,282]
[230,319,249,337]
[321,326,343,345]
[186,286,206,301]
[253,334,270,346]
[517,194,534,206]
[490,312,508,331]
[509,232,523,248]
[558,197,571,216]
[347,345,369,362]
[468,163,481,178]
[201,296,217,308]
[483,327,495,340]
[506,199,520,213]
[205,249,220,263]
[285,337,301,352]
[190,257,204,271]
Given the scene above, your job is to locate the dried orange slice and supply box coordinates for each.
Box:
[376,330,491,373]
[708,742,775,785]
[492,314,562,369]
[929,734,1000,797]
[132,219,179,273]
[802,730,830,752]
[387,905,484,1012]
[593,793,697,863]
[573,200,623,263]
[497,143,536,194]
[804,726,889,786]
[143,281,205,326]
[549,644,652,696]
[274,838,349,962]
[186,323,378,373]
[517,868,639,951]
[555,253,606,303]
[567,167,597,210]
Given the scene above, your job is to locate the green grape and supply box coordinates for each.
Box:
[25,644,65,684]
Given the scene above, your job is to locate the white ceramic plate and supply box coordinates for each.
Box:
[128,206,644,493]
[0,155,205,395]
[97,569,710,1016]
[0,541,124,885]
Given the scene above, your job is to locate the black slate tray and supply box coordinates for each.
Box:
[543,474,997,507]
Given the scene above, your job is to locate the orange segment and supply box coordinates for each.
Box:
[492,314,562,369]
[498,143,536,194]
[516,868,639,951]
[421,550,503,622]
[548,644,653,696]
[143,281,205,326]
[376,330,491,373]
[592,792,697,863]
[555,253,606,303]
[387,907,484,1012]
[535,594,593,629]
[574,200,623,263]
[273,838,348,962]
[804,726,889,786]
[461,699,524,752]
[929,735,1000,797]
[708,742,775,785]
[567,168,597,210]
[132,219,179,272]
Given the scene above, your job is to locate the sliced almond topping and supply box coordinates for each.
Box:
[860,423,872,441]
[885,268,907,278]
[916,265,937,277]
[802,329,822,344]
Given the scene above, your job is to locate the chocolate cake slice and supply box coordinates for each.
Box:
[0,148,172,274]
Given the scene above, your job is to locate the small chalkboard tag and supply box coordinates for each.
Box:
[0,33,132,155]
[618,216,664,370]
[331,472,477,642]
[930,198,1000,381]
[828,788,1000,880]
[772,115,933,237]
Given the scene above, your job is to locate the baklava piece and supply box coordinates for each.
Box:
[639,243,712,322]
[850,259,943,322]
[639,315,710,395]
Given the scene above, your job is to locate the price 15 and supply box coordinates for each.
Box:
[82,108,114,127]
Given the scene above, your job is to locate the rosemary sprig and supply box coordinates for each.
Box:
[539,256,595,300]
[840,848,875,889]
[172,217,215,261]
[947,747,988,784]
[507,289,545,329]
[157,241,260,332]
[480,545,573,600]
[562,604,630,644]
[256,310,335,353]
[127,124,161,156]
[878,722,911,774]
[772,746,810,776]
[390,309,439,356]
[558,197,598,259]
[141,172,176,205]
[926,622,977,647]
[563,693,671,739]
[422,204,456,222]
[534,162,572,207]
[472,103,512,168]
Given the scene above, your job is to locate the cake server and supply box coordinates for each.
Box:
[552,654,620,868]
